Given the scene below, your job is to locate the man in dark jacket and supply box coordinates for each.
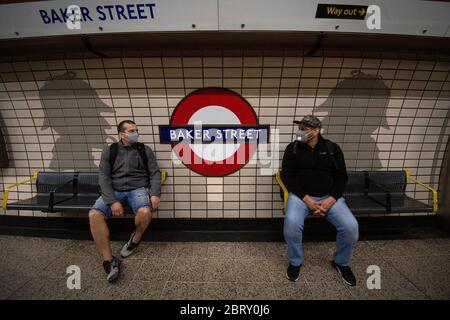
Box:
[281,115,358,286]
[89,120,161,283]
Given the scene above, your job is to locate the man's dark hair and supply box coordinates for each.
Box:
[117,120,136,133]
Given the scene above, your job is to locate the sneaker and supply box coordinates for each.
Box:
[331,260,356,286]
[102,260,111,275]
[120,231,140,258]
[286,264,301,282]
[103,256,121,283]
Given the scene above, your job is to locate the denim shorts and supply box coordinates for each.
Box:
[91,187,151,219]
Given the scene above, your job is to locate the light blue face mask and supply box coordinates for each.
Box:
[296,130,312,143]
[126,132,139,144]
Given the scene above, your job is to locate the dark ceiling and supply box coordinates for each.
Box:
[0,31,449,60]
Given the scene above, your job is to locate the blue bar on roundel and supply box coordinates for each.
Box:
[159,125,270,144]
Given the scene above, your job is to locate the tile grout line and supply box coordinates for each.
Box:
[158,246,180,300]
[5,240,77,300]
[119,257,148,300]
[383,257,432,300]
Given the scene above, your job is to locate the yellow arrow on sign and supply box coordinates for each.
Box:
[359,8,366,16]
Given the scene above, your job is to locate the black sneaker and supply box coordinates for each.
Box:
[103,256,121,283]
[102,260,111,274]
[286,264,301,282]
[331,260,356,286]
[120,231,140,258]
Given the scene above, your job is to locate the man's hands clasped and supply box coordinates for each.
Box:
[303,195,337,216]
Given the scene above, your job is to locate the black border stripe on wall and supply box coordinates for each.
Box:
[0,215,446,241]
[0,112,9,167]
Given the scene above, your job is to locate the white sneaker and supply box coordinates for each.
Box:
[120,231,140,258]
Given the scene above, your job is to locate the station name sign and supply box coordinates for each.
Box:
[39,3,156,24]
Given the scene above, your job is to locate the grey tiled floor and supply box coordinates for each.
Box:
[1,235,449,300]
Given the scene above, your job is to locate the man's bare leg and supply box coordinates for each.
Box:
[134,207,152,242]
[89,209,113,261]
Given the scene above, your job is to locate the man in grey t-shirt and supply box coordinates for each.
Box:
[89,120,161,283]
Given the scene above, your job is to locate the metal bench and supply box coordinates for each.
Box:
[275,169,437,214]
[1,169,437,215]
[2,170,168,213]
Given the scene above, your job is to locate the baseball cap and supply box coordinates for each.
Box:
[293,115,322,128]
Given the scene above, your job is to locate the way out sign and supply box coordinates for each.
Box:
[315,3,368,20]
[160,88,269,176]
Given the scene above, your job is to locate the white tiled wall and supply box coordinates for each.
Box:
[0,54,449,218]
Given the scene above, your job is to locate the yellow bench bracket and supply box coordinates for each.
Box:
[2,171,39,210]
[275,169,288,211]
[405,169,438,213]
[160,169,168,184]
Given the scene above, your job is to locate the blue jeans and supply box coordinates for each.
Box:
[91,187,151,219]
[283,193,359,267]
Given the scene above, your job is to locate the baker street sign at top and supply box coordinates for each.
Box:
[39,3,156,26]
[0,0,218,38]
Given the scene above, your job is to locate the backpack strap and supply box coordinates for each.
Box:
[136,142,150,180]
[323,139,339,171]
[292,141,299,154]
[109,142,119,174]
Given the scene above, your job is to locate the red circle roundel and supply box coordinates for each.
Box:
[159,88,269,176]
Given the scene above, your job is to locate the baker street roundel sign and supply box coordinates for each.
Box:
[159,88,270,176]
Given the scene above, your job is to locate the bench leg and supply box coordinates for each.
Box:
[89,209,113,261]
[134,207,152,242]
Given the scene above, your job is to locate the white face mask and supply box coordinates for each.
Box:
[296,130,312,143]
[126,132,139,144]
